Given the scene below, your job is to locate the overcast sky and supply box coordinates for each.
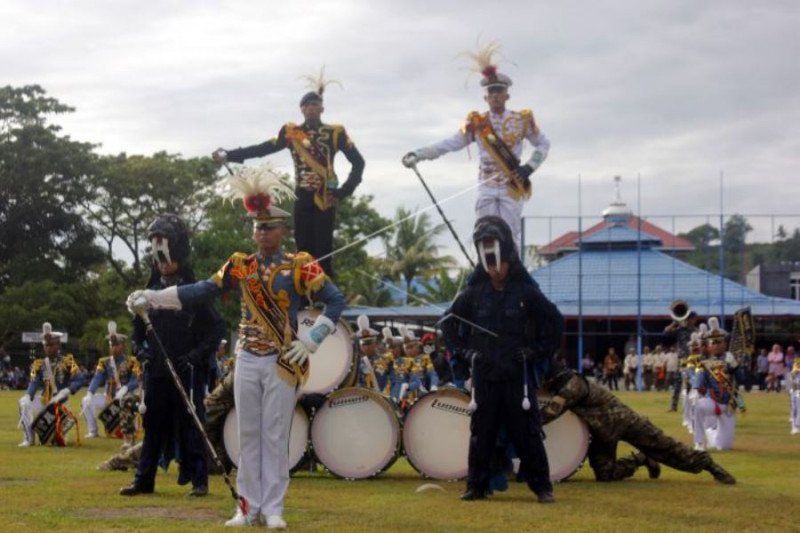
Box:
[3,0,798,264]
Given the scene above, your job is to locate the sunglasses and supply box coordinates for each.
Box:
[255,223,283,231]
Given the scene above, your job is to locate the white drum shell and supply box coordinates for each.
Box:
[297,310,355,396]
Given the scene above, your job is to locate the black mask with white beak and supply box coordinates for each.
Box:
[478,238,502,272]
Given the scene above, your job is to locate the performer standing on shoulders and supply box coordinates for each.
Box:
[120,214,225,499]
[212,67,365,278]
[442,216,562,503]
[127,168,345,529]
[403,41,550,251]
[18,322,83,447]
[81,321,141,445]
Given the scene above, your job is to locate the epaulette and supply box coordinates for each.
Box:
[62,354,80,374]
[462,111,486,136]
[519,108,539,136]
[292,251,326,295]
[127,356,142,377]
[96,356,108,372]
[212,252,254,287]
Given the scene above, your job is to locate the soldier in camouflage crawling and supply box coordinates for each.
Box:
[540,361,736,485]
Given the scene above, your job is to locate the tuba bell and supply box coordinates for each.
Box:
[670,299,691,323]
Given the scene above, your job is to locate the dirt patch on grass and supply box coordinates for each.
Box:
[0,478,38,486]
[75,507,220,521]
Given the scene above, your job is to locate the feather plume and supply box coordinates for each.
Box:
[219,163,295,213]
[108,321,118,337]
[463,39,503,77]
[300,65,342,97]
[382,327,393,343]
[42,322,52,335]
[357,315,370,333]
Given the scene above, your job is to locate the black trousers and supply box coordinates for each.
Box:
[294,192,336,278]
[468,378,552,495]
[135,374,207,490]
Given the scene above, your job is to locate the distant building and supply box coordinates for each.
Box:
[747,262,800,300]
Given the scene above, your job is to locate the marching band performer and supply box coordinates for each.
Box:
[81,321,141,445]
[682,332,704,433]
[355,315,381,390]
[120,214,225,499]
[399,326,439,400]
[377,327,408,402]
[212,67,365,278]
[403,41,550,251]
[421,332,453,387]
[692,318,745,451]
[18,322,84,447]
[789,356,800,435]
[127,167,345,529]
[442,216,561,503]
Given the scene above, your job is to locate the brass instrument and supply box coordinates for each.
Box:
[729,307,756,359]
[670,299,691,323]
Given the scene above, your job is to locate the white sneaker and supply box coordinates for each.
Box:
[791,427,799,435]
[18,439,31,448]
[693,443,705,451]
[85,431,98,439]
[266,515,287,530]
[225,509,257,527]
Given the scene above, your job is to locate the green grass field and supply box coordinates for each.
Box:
[1,389,798,532]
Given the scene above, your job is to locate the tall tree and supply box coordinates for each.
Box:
[383,206,455,299]
[0,85,103,291]
[80,152,219,285]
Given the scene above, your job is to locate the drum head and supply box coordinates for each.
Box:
[311,387,401,479]
[223,405,309,470]
[298,310,355,396]
[539,394,590,481]
[403,388,471,480]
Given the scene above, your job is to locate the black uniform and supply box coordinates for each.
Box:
[130,273,225,492]
[443,219,563,499]
[225,121,364,278]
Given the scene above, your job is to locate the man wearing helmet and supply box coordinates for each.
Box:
[441,216,562,503]
[120,213,225,499]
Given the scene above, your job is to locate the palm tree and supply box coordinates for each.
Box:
[420,267,471,304]
[383,207,455,302]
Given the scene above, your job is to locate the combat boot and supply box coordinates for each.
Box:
[632,452,661,479]
[460,488,488,501]
[706,462,736,485]
[119,481,154,496]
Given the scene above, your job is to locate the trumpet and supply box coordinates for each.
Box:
[670,300,691,323]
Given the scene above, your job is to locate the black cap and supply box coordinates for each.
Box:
[300,91,322,107]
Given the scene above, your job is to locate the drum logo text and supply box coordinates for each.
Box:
[329,395,369,408]
[431,399,471,417]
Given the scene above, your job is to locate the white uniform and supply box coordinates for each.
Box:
[692,353,739,450]
[789,362,800,435]
[415,109,550,251]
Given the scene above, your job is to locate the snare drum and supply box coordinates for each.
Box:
[310,387,401,479]
[223,404,309,471]
[298,310,357,396]
[98,399,122,435]
[403,387,471,480]
[538,394,590,481]
[32,403,77,446]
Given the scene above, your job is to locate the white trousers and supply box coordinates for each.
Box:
[476,185,524,253]
[234,350,296,517]
[790,389,800,431]
[18,395,44,443]
[693,396,736,450]
[81,392,108,435]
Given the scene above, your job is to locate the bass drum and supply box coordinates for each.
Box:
[310,387,401,479]
[538,394,590,481]
[297,309,357,396]
[223,404,309,471]
[402,387,471,481]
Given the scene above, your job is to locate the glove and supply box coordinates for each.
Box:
[513,347,537,364]
[541,395,566,424]
[402,152,419,168]
[51,388,70,405]
[212,148,228,163]
[136,348,153,364]
[114,385,129,401]
[174,354,192,375]
[187,349,206,367]
[283,340,311,366]
[127,290,149,316]
[514,163,533,183]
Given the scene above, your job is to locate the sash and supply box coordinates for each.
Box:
[43,357,56,403]
[468,112,531,200]
[285,124,337,211]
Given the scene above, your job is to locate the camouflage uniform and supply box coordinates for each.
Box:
[204,370,235,473]
[99,442,143,472]
[541,367,735,484]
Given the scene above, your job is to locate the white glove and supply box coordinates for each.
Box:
[114,385,129,401]
[402,152,419,168]
[126,290,149,316]
[212,148,228,163]
[51,388,70,405]
[283,340,311,366]
[299,314,336,351]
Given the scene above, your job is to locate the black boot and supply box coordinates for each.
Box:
[119,482,154,496]
[706,462,736,485]
[535,491,555,504]
[633,452,661,479]
[461,488,488,501]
